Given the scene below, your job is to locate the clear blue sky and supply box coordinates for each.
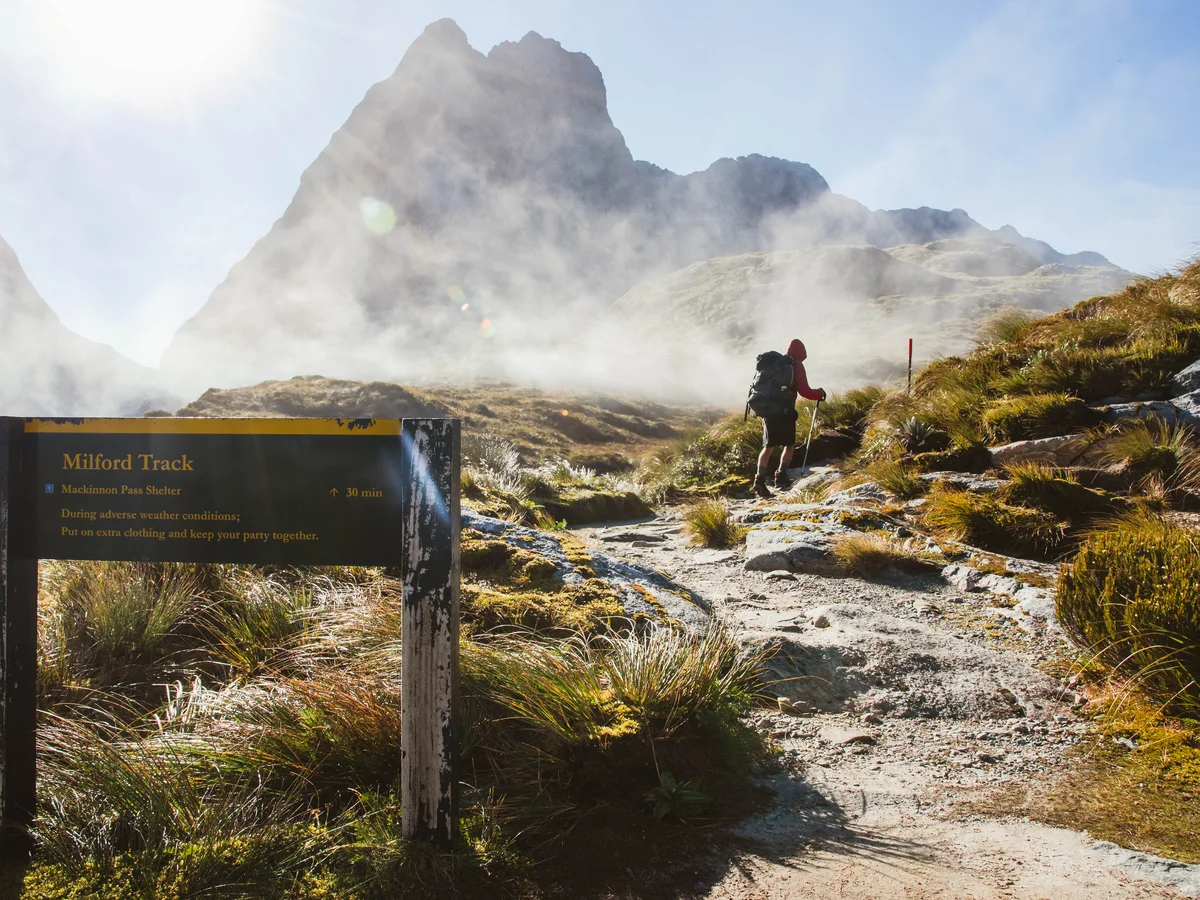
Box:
[1,0,1198,365]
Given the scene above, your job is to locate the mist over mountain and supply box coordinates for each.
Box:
[161,18,1129,402]
[0,235,168,416]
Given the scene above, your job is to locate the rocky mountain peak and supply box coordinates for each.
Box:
[159,19,1126,395]
[487,31,610,118]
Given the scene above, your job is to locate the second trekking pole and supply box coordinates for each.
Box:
[801,399,821,470]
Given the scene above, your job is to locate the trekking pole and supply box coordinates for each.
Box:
[801,399,822,470]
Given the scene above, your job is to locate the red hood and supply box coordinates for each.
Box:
[787,339,807,362]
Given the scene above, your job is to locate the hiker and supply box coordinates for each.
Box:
[751,338,826,498]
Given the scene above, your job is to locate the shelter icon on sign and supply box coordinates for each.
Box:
[44,484,53,494]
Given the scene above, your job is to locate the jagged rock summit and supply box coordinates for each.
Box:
[0,235,165,416]
[160,19,1126,398]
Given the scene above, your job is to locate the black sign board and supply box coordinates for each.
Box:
[0,416,460,850]
[20,417,405,565]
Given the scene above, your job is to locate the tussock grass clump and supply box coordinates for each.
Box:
[976,307,1035,346]
[818,385,885,432]
[922,486,1067,558]
[41,562,205,690]
[33,620,770,897]
[862,459,926,500]
[981,392,1102,442]
[1100,419,1200,497]
[683,498,746,548]
[833,533,937,578]
[1001,462,1121,524]
[1056,515,1200,712]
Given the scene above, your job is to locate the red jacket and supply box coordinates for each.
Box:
[787,339,824,402]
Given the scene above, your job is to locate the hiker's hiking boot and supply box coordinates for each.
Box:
[752,475,773,499]
[773,470,793,491]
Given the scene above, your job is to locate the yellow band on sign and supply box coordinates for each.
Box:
[23,418,403,436]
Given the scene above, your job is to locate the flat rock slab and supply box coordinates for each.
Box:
[920,472,1004,492]
[753,602,1061,719]
[818,725,877,745]
[600,529,665,542]
[744,526,840,574]
[691,549,739,565]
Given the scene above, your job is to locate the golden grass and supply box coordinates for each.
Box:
[683,498,747,549]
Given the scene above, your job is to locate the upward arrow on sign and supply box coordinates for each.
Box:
[329,488,339,497]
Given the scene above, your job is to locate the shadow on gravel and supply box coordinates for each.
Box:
[729,773,934,874]
[524,770,932,899]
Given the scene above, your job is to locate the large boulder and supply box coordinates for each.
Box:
[1170,359,1200,397]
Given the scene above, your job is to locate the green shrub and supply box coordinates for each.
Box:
[922,486,1067,557]
[911,445,993,474]
[683,497,746,548]
[1057,516,1200,712]
[981,393,1103,442]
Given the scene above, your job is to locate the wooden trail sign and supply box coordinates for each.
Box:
[0,416,460,850]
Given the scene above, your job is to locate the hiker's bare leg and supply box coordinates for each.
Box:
[758,445,775,470]
[778,445,795,472]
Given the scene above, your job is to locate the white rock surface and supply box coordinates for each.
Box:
[744,526,840,574]
[1170,358,1200,397]
[988,433,1094,466]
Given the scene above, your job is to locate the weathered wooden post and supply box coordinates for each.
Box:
[400,418,461,847]
[0,418,37,852]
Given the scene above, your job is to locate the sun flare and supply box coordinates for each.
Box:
[45,0,262,101]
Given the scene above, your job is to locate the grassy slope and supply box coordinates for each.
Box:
[176,376,726,470]
[18,547,770,899]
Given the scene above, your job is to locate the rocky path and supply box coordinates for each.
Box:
[575,497,1200,900]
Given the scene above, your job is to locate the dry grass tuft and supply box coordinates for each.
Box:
[683,498,747,548]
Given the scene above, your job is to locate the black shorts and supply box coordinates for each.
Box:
[762,408,798,448]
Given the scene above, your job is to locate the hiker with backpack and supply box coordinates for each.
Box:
[745,338,826,498]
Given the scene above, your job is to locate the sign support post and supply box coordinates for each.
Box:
[400,418,461,847]
[0,417,37,852]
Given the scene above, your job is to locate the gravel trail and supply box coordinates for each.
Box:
[575,502,1200,900]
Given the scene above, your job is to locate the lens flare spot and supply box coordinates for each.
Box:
[560,409,570,416]
[446,284,465,305]
[460,302,470,312]
[480,319,492,330]
[359,197,396,236]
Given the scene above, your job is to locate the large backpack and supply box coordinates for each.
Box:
[745,351,794,418]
